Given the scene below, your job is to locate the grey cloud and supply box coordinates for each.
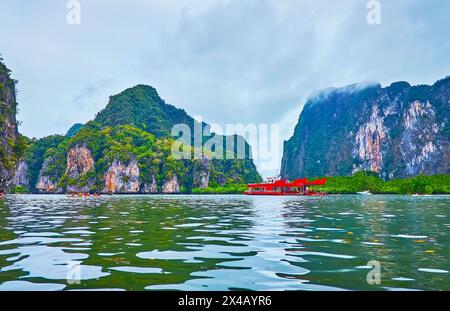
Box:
[73,78,116,108]
[0,0,449,176]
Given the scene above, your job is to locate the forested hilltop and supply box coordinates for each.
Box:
[12,85,261,194]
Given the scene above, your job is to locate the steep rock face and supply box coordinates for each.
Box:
[281,78,450,179]
[162,175,180,193]
[66,144,94,178]
[193,156,210,189]
[103,157,140,193]
[0,60,20,191]
[12,159,29,187]
[36,157,63,193]
[400,101,442,177]
[141,175,158,193]
[354,105,386,173]
[65,144,95,193]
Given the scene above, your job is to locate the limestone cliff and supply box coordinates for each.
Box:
[162,175,180,193]
[103,157,140,193]
[65,144,95,193]
[36,156,63,193]
[0,59,21,191]
[281,78,450,179]
[66,144,95,178]
[193,156,210,189]
[12,159,29,188]
[141,175,158,193]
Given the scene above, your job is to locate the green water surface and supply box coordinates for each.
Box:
[0,194,449,291]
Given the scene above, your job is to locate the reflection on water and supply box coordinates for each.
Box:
[0,194,449,291]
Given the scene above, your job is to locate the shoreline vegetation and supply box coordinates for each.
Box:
[311,172,450,195]
[8,172,450,195]
[192,172,450,195]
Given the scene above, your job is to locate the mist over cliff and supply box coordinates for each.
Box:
[281,77,450,180]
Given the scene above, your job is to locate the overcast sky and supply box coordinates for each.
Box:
[1,0,449,177]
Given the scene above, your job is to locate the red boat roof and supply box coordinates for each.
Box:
[247,178,327,189]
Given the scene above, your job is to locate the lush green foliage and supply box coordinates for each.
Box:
[192,184,248,194]
[10,185,29,194]
[193,171,450,195]
[94,85,195,138]
[25,135,65,190]
[0,135,28,171]
[9,134,28,168]
[310,171,450,194]
[65,123,84,137]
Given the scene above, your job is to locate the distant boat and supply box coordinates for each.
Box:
[357,190,373,195]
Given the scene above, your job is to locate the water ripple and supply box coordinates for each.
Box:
[0,194,449,290]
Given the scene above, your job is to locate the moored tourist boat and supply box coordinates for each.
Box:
[245,177,327,196]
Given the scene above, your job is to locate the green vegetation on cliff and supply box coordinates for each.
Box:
[65,123,84,138]
[25,135,65,190]
[0,57,25,191]
[27,122,260,193]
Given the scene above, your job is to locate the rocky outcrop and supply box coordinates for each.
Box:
[67,183,93,194]
[281,78,450,179]
[12,159,29,188]
[400,100,442,177]
[354,105,386,173]
[65,144,95,193]
[162,175,180,193]
[0,60,20,191]
[66,144,94,179]
[36,157,63,193]
[36,175,60,193]
[193,156,210,189]
[103,157,140,193]
[65,144,96,193]
[141,175,158,193]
